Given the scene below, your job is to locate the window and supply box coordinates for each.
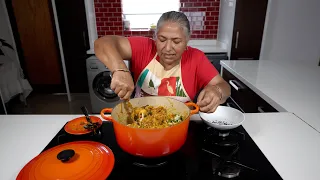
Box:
[122,0,180,30]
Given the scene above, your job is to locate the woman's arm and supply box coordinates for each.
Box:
[94,35,132,72]
[94,35,135,100]
[207,75,231,103]
[197,75,231,112]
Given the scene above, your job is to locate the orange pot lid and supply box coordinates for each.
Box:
[64,116,103,135]
[16,141,115,180]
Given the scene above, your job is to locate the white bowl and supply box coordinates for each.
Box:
[199,106,245,130]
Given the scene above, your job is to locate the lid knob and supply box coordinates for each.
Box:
[57,149,75,162]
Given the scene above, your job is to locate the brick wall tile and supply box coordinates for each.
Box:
[105,22,114,26]
[203,2,211,6]
[95,3,102,8]
[96,12,103,17]
[96,22,104,27]
[101,27,109,31]
[113,12,122,17]
[102,3,112,8]
[112,3,121,8]
[104,12,113,17]
[101,17,108,21]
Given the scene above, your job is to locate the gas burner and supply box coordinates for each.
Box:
[133,161,168,168]
[219,131,230,137]
[131,157,169,168]
[211,156,241,179]
[217,163,241,179]
[203,126,245,148]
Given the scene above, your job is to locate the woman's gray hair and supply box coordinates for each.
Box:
[154,11,191,39]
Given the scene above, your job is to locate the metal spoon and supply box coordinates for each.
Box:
[81,106,99,134]
[81,106,92,124]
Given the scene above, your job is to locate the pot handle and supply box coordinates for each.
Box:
[100,108,113,121]
[185,102,199,115]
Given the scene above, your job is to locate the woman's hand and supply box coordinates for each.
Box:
[110,71,135,100]
[196,84,222,113]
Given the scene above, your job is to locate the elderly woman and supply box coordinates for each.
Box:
[94,11,230,113]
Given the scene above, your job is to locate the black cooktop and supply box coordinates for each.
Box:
[42,120,282,180]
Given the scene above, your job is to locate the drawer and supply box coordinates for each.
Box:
[222,69,259,113]
[222,68,278,113]
[256,98,278,112]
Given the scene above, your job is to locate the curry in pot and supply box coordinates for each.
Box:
[125,105,184,129]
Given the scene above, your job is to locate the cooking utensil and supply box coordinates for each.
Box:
[123,100,133,124]
[81,106,100,134]
[100,96,199,158]
[199,106,245,131]
[81,106,93,123]
[64,116,102,135]
[16,141,115,180]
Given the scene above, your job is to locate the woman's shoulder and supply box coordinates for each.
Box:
[127,36,155,47]
[182,46,207,63]
[127,36,157,56]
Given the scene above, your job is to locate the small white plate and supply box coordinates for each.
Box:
[199,106,245,130]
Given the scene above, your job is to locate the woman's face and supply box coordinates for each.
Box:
[155,21,189,65]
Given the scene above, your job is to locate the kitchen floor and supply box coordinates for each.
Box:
[7,93,92,114]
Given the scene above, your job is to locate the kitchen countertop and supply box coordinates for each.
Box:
[220,60,320,133]
[1,113,320,180]
[86,39,228,54]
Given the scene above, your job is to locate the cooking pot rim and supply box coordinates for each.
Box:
[100,97,199,130]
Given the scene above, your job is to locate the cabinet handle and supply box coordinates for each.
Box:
[258,106,265,113]
[235,31,239,49]
[229,80,243,91]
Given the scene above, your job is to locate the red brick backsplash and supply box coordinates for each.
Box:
[94,0,220,39]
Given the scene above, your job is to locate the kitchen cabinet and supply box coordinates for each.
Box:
[205,53,228,73]
[218,0,268,60]
[55,0,90,93]
[221,68,278,113]
[6,0,65,92]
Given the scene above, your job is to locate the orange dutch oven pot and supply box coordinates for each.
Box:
[100,96,199,158]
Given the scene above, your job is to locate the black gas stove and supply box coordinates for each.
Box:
[42,120,282,180]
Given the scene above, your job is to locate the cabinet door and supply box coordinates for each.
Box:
[222,69,259,113]
[230,0,268,60]
[55,0,90,93]
[205,53,228,73]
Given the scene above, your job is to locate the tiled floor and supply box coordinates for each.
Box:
[7,93,93,115]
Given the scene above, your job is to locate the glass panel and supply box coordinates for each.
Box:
[122,0,180,14]
[124,14,162,29]
[122,0,180,29]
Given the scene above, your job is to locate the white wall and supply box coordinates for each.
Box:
[260,0,320,65]
[217,0,236,59]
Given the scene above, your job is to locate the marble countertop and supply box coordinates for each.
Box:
[220,60,320,133]
[1,113,320,180]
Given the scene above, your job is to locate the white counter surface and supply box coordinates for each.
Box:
[221,60,320,133]
[1,113,320,180]
[87,39,228,54]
